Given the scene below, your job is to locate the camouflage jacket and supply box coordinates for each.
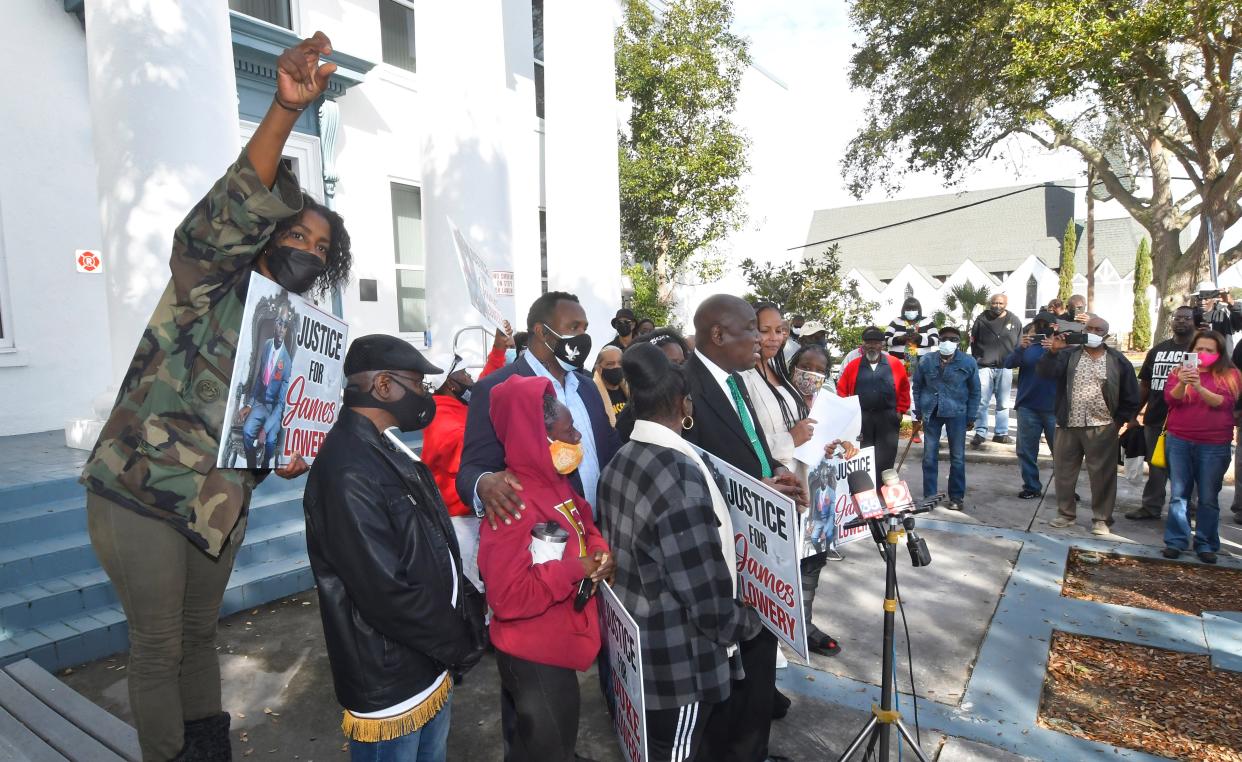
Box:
[81,152,303,558]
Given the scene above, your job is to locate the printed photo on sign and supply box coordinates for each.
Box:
[216,272,348,469]
[803,446,876,557]
[599,583,647,762]
[693,445,808,661]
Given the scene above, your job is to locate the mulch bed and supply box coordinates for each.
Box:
[1061,548,1242,616]
[1039,631,1242,761]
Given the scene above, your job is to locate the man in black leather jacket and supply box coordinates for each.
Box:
[304,334,485,760]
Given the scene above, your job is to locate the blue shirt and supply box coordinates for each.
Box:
[1004,343,1057,413]
[524,352,603,516]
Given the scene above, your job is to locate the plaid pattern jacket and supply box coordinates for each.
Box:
[598,440,762,710]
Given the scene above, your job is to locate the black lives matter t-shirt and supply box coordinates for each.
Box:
[1139,338,1192,427]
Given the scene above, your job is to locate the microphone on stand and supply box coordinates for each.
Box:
[878,468,915,513]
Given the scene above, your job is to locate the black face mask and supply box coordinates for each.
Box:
[451,379,473,404]
[601,367,624,386]
[612,319,634,337]
[265,245,327,294]
[541,323,592,370]
[345,375,437,432]
[984,309,999,320]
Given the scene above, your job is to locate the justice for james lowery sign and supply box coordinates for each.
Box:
[599,582,647,762]
[216,272,348,469]
[693,445,809,661]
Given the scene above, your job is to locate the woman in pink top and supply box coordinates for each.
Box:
[1162,330,1240,563]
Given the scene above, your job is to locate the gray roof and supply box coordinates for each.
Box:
[804,182,1077,281]
[1071,216,1150,279]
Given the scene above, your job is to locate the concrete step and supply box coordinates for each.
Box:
[0,554,314,672]
[0,495,305,591]
[0,518,309,634]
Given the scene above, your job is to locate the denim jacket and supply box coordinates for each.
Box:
[912,350,981,420]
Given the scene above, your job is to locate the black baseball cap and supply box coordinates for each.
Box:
[614,308,637,321]
[939,325,962,340]
[344,334,442,376]
[861,326,886,342]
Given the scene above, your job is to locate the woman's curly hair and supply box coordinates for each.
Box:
[267,193,352,298]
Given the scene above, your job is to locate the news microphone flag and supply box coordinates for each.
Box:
[879,468,914,513]
[847,470,886,520]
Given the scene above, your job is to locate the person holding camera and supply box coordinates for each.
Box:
[1003,311,1059,498]
[1192,284,1242,341]
[970,294,1024,448]
[1037,316,1141,535]
[1161,330,1238,564]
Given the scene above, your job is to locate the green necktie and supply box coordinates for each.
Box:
[726,374,773,478]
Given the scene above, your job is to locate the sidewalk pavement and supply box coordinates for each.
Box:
[61,454,1241,760]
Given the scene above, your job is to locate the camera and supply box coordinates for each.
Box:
[1064,332,1089,345]
[1032,333,1047,343]
[1056,319,1085,334]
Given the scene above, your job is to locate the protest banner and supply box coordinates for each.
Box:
[692,446,808,661]
[448,218,507,329]
[216,272,348,469]
[599,582,647,762]
[803,446,877,557]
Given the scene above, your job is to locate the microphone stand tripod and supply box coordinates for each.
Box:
[836,501,938,762]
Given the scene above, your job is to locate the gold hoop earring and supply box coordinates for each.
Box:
[681,415,695,430]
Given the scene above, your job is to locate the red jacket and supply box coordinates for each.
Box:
[422,345,506,517]
[836,353,911,413]
[477,375,609,672]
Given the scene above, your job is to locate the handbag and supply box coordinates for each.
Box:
[1149,426,1167,469]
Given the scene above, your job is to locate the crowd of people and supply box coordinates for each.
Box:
[77,32,1238,762]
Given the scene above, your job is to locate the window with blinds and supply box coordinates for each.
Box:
[380,0,417,74]
[228,0,291,28]
[391,184,427,333]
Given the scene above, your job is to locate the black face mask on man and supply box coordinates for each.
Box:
[344,373,437,432]
[541,323,592,371]
[601,367,624,386]
[265,245,327,294]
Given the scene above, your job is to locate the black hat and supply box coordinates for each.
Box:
[344,334,442,376]
[614,308,637,321]
[1033,310,1059,325]
[938,324,961,339]
[861,326,886,342]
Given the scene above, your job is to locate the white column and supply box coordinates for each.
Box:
[69,0,239,448]
[85,0,240,381]
[543,0,623,358]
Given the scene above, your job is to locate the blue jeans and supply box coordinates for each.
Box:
[922,415,968,501]
[349,693,452,762]
[1016,408,1056,492]
[975,368,1012,437]
[1163,434,1228,554]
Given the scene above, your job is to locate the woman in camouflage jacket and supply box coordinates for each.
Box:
[80,32,352,761]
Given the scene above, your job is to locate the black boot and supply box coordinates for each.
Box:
[184,712,232,761]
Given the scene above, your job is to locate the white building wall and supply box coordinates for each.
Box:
[543,0,623,356]
[0,3,110,436]
[0,0,620,435]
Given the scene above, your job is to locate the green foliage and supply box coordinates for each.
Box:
[616,0,751,307]
[1131,238,1153,350]
[1059,219,1077,303]
[623,263,674,327]
[943,280,992,329]
[739,244,878,352]
[843,0,1242,323]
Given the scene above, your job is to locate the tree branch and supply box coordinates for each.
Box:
[1027,110,1149,216]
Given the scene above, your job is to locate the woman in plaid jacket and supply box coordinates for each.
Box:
[598,343,763,762]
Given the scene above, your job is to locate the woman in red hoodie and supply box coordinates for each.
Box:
[477,375,613,762]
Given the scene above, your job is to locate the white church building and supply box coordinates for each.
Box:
[803,183,1163,338]
[1,0,623,439]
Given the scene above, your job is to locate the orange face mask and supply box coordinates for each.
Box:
[549,438,584,474]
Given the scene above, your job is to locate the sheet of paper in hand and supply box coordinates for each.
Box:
[802,446,877,558]
[216,272,348,469]
[793,392,861,467]
[692,445,808,661]
[599,582,647,762]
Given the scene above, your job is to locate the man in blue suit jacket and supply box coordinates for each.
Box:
[456,291,620,527]
[242,317,293,469]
